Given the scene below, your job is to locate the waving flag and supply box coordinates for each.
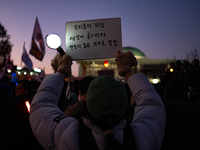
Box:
[29,17,45,61]
[22,43,33,71]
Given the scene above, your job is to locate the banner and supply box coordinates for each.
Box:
[29,17,45,61]
[22,43,33,71]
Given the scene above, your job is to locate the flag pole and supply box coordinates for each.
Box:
[20,59,22,67]
[20,42,25,67]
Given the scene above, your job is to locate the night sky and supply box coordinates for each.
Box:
[0,0,200,76]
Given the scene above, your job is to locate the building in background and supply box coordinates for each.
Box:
[5,64,43,81]
[76,47,175,84]
[4,47,178,84]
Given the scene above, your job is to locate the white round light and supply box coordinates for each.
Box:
[45,34,61,49]
[17,66,22,70]
[152,79,158,84]
[34,68,41,73]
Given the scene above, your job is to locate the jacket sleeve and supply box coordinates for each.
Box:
[128,73,166,150]
[29,73,80,150]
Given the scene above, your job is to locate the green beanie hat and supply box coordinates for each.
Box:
[86,75,128,122]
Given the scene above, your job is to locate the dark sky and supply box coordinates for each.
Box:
[0,0,200,76]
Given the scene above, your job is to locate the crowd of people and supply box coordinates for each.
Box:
[0,51,200,150]
[0,76,43,149]
[159,58,200,105]
[158,59,200,149]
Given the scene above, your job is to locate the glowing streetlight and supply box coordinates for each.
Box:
[17,66,22,70]
[152,79,158,84]
[34,68,41,73]
[170,68,174,72]
[7,69,11,73]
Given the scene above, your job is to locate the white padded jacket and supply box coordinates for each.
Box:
[29,72,166,150]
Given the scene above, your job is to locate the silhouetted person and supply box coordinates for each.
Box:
[161,100,200,150]
[1,80,43,150]
[165,79,188,102]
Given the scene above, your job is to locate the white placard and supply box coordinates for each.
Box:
[65,18,122,60]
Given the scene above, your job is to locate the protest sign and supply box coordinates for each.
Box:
[65,18,122,60]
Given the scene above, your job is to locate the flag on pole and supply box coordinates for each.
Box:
[22,43,33,71]
[29,17,45,61]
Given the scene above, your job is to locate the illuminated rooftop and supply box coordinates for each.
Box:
[122,47,146,58]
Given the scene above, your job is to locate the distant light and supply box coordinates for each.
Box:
[152,79,158,84]
[17,66,22,70]
[104,60,109,68]
[30,72,33,75]
[34,68,41,73]
[25,101,30,113]
[18,71,21,75]
[24,72,27,75]
[7,69,11,73]
[12,73,16,76]
[170,68,174,72]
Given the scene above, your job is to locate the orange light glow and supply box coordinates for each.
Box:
[104,60,109,68]
[25,101,30,113]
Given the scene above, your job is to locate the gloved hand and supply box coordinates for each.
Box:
[115,50,138,77]
[51,54,72,77]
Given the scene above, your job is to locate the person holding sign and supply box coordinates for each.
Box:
[29,51,166,150]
